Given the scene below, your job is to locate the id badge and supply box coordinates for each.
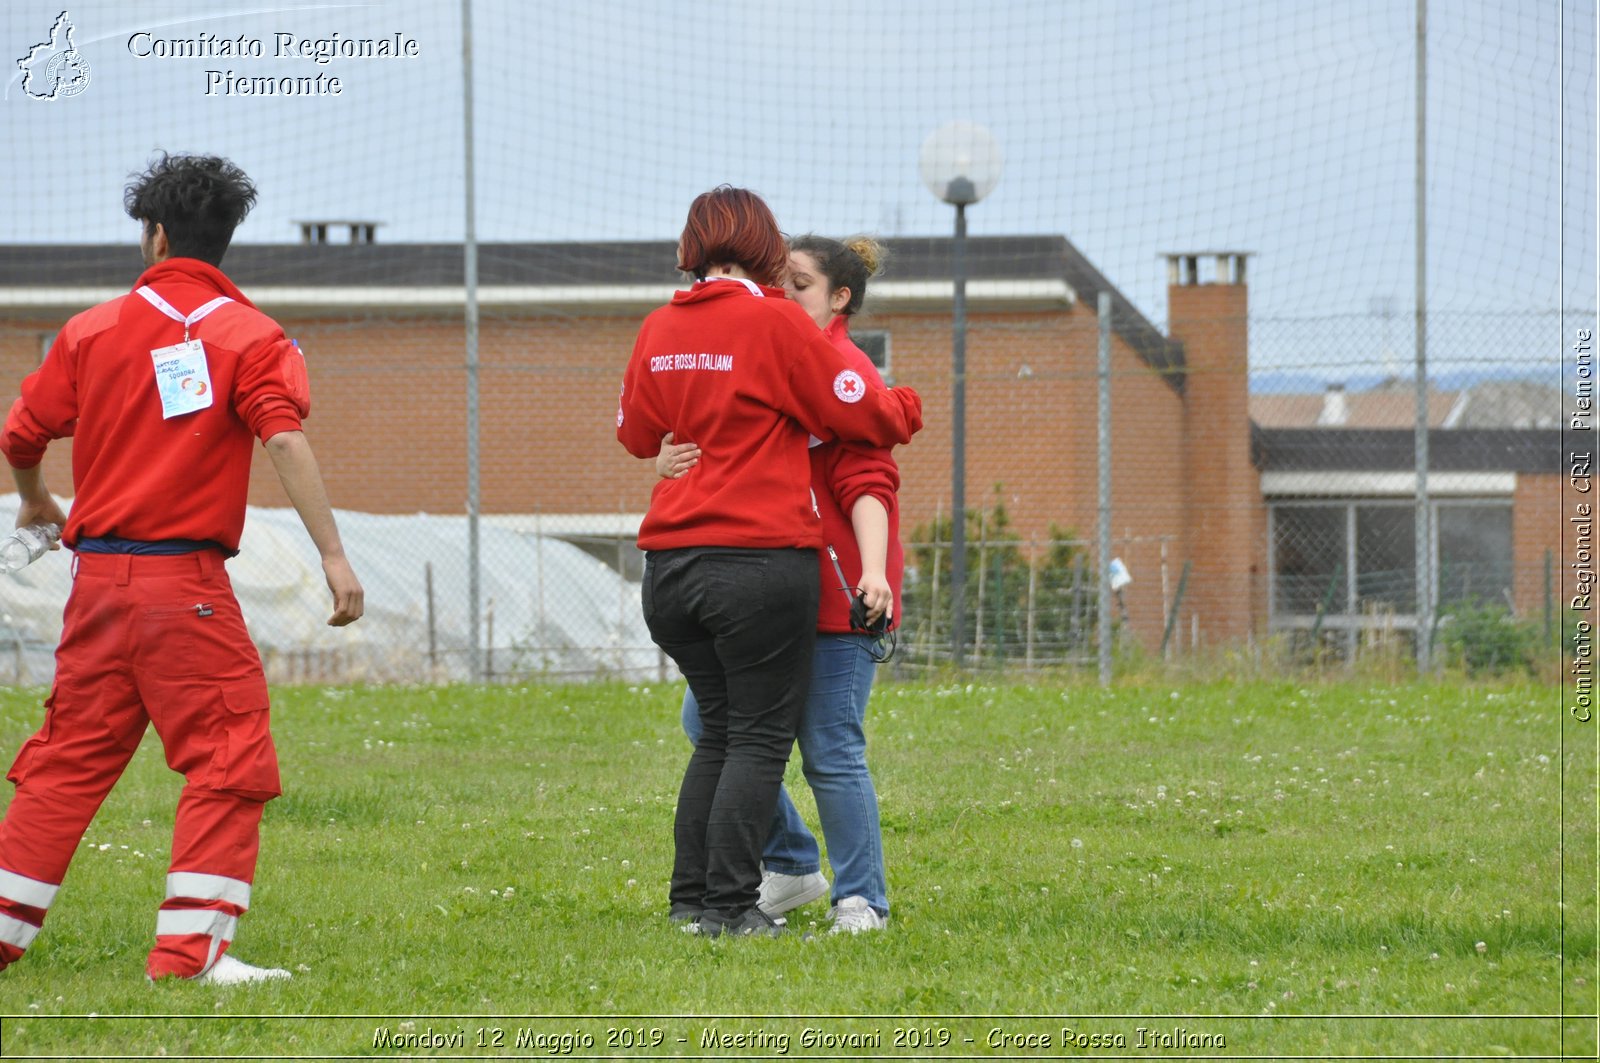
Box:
[150,339,215,419]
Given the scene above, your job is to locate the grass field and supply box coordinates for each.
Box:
[0,678,1593,1060]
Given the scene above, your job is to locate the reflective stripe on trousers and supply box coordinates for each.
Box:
[155,872,252,975]
[0,866,60,957]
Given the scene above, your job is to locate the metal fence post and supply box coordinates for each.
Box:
[462,0,483,682]
[950,204,969,668]
[1413,0,1433,672]
[1097,290,1113,687]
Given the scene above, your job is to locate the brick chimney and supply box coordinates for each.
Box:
[1165,252,1263,645]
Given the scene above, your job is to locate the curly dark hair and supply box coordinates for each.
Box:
[789,234,886,317]
[123,153,258,266]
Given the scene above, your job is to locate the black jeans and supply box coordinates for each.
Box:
[643,547,819,914]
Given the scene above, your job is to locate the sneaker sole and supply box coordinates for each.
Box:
[699,914,788,939]
[758,877,829,917]
[702,924,784,939]
[828,920,888,934]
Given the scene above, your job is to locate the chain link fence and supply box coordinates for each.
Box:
[0,0,1590,683]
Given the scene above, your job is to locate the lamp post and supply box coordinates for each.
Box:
[920,121,1002,668]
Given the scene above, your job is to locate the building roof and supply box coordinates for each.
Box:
[1447,379,1569,430]
[1250,388,1460,429]
[1252,426,1562,474]
[1251,378,1568,430]
[2,235,1184,383]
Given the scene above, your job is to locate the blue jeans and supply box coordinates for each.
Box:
[682,633,888,915]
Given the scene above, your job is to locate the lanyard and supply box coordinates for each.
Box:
[136,286,233,342]
[826,544,896,660]
[701,275,764,297]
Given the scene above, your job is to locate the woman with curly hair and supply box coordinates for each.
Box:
[662,234,901,934]
[617,188,920,938]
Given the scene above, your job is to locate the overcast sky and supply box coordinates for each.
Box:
[3,0,1593,378]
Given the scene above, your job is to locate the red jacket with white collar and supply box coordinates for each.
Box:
[618,277,922,551]
[1,257,310,552]
[812,318,904,634]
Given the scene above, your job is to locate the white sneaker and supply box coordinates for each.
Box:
[757,870,829,916]
[828,895,887,934]
[194,954,292,985]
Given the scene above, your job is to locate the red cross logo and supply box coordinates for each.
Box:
[833,369,865,404]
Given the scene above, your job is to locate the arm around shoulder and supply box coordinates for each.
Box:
[784,327,923,447]
[617,327,670,457]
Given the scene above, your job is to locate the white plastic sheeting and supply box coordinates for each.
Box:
[0,497,661,684]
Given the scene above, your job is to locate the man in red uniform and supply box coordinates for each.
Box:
[0,153,364,985]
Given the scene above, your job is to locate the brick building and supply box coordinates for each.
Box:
[0,237,1566,655]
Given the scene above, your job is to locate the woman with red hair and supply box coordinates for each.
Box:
[663,234,902,935]
[617,187,921,938]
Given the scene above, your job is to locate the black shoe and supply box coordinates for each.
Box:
[699,906,785,938]
[669,902,703,932]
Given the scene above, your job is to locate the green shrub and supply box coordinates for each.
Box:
[899,492,1099,668]
[1437,599,1539,676]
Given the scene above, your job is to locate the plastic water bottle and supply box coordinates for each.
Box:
[0,523,61,575]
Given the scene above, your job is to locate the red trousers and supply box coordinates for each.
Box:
[0,550,280,979]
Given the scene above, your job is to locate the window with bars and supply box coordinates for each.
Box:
[1269,499,1514,622]
[854,330,891,381]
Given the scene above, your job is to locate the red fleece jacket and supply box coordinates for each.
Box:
[1,257,310,552]
[812,318,904,634]
[617,277,922,551]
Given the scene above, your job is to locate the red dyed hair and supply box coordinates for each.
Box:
[676,185,788,287]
